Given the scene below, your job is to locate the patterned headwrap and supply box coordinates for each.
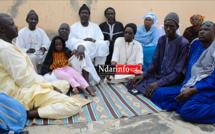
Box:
[142,12,159,25]
[190,14,205,24]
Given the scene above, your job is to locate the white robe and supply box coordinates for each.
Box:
[16,27,50,72]
[69,21,109,59]
[66,38,101,85]
[44,38,101,86]
[106,37,143,83]
[112,37,143,65]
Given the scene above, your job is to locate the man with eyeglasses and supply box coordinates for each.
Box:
[105,23,143,83]
[127,12,189,97]
[151,21,215,123]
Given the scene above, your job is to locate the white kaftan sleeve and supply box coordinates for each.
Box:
[94,25,104,41]
[16,31,28,52]
[111,38,121,63]
[41,30,50,50]
[135,42,144,65]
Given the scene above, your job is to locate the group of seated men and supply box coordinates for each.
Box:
[0,3,215,124]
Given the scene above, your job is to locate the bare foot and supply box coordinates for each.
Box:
[77,86,89,98]
[86,86,96,96]
[72,87,79,95]
[90,85,96,92]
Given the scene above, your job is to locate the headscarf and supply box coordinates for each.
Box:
[26,9,38,21]
[143,12,159,25]
[79,4,90,15]
[124,23,137,35]
[190,14,205,24]
[164,12,179,26]
[40,36,72,75]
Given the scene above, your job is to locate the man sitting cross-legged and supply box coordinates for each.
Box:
[127,12,189,97]
[151,21,215,123]
[0,13,81,119]
[105,23,143,83]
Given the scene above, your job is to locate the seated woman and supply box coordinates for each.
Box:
[41,36,95,97]
[183,14,204,43]
[134,13,159,70]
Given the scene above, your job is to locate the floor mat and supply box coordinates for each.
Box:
[26,82,161,126]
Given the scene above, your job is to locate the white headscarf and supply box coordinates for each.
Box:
[143,12,159,25]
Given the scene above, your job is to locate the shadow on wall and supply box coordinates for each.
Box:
[9,0,97,18]
[69,0,97,11]
[9,0,26,18]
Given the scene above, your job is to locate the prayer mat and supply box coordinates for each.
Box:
[26,82,161,126]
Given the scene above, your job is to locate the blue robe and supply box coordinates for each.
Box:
[127,36,189,96]
[151,40,215,123]
[134,25,159,70]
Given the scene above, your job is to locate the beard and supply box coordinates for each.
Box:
[125,38,132,42]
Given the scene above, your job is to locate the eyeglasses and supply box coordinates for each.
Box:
[202,21,215,26]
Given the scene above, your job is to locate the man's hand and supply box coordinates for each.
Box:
[71,49,78,56]
[76,45,85,61]
[26,48,35,53]
[40,47,46,55]
[106,74,115,81]
[145,82,159,97]
[53,86,62,93]
[128,75,144,86]
[48,71,52,75]
[84,38,96,43]
[175,87,199,102]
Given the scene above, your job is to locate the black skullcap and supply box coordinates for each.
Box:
[104,7,115,15]
[124,23,137,34]
[164,12,179,26]
[26,9,38,21]
[79,4,90,15]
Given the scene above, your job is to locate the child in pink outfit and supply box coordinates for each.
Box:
[41,36,95,97]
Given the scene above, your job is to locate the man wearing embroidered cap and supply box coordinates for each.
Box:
[127,12,189,97]
[16,9,50,73]
[134,13,159,70]
[70,4,110,66]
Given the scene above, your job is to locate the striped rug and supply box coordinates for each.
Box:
[26,82,161,126]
